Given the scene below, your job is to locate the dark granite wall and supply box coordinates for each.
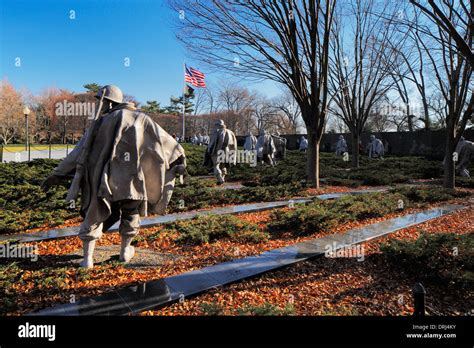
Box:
[236,129,474,159]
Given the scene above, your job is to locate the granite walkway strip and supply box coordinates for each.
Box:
[31,204,464,316]
[1,188,385,243]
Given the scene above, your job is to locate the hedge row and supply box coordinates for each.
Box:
[267,187,467,237]
[381,232,473,287]
[144,187,467,245]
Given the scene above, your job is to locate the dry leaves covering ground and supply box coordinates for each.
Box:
[2,188,473,315]
[145,197,473,316]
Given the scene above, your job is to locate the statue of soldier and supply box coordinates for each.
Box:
[299,136,308,152]
[201,134,210,146]
[41,85,186,268]
[256,129,276,165]
[456,137,474,177]
[244,132,257,151]
[335,135,348,156]
[272,132,287,161]
[367,135,384,159]
[203,119,237,184]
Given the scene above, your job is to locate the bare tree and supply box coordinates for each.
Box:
[427,91,448,129]
[184,87,210,136]
[386,103,413,132]
[411,1,473,188]
[198,85,217,135]
[329,0,402,167]
[216,83,255,135]
[410,0,473,68]
[251,94,278,133]
[192,87,208,116]
[217,83,255,113]
[202,84,218,114]
[326,111,348,133]
[389,55,419,132]
[0,80,24,145]
[389,11,432,130]
[169,0,336,187]
[271,88,302,134]
[35,88,76,144]
[63,92,97,140]
[123,94,140,107]
[365,97,394,132]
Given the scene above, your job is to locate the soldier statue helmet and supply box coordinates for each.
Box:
[215,119,225,129]
[96,84,124,104]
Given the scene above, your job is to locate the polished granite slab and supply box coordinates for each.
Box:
[2,188,386,243]
[31,203,463,316]
[315,188,385,200]
[1,198,311,243]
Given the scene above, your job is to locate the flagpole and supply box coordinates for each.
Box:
[182,61,186,142]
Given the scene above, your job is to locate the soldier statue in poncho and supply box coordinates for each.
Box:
[456,137,474,177]
[203,119,237,184]
[256,129,276,165]
[335,135,348,156]
[271,132,287,161]
[244,132,257,151]
[367,135,384,159]
[42,85,186,268]
[299,136,308,152]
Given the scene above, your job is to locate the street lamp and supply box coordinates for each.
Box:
[23,106,31,160]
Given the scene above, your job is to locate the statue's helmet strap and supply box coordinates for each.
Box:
[96,85,124,104]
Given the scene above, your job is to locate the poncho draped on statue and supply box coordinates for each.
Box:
[368,138,384,158]
[456,138,474,177]
[53,104,185,229]
[272,134,287,159]
[256,133,276,158]
[203,128,237,167]
[299,137,308,151]
[336,136,348,155]
[244,134,257,151]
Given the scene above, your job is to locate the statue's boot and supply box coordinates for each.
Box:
[120,236,135,263]
[80,240,96,269]
[215,166,225,184]
[221,167,227,183]
[460,168,470,177]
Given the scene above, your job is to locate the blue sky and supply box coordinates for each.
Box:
[0,0,279,106]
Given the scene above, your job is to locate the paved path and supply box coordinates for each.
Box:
[31,204,464,315]
[2,147,75,162]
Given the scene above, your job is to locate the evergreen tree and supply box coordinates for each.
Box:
[83,83,101,93]
[142,100,162,113]
[164,95,194,115]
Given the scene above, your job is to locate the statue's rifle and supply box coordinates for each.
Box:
[65,87,107,202]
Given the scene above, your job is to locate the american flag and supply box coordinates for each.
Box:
[185,64,206,88]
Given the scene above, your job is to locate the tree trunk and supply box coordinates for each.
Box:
[62,116,67,144]
[351,133,360,168]
[407,104,413,132]
[307,129,320,188]
[422,99,431,130]
[443,131,456,189]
